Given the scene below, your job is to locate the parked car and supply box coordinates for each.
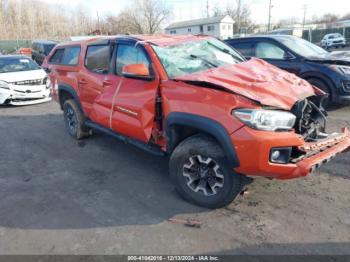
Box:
[18,47,32,57]
[32,40,57,65]
[43,35,350,208]
[0,55,51,105]
[225,35,350,106]
[321,33,346,49]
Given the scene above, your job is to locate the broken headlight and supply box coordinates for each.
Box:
[233,109,296,132]
[0,80,10,90]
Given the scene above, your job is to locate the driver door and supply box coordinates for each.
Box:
[254,40,301,75]
[109,42,159,143]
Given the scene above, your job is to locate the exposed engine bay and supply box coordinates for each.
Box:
[291,96,328,142]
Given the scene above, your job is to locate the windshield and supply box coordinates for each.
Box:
[328,34,341,39]
[278,37,328,58]
[0,57,40,73]
[152,38,245,79]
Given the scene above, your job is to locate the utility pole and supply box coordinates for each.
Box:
[267,0,273,32]
[302,4,307,31]
[237,0,241,34]
[96,11,101,35]
[207,0,209,18]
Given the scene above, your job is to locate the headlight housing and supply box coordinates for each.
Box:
[330,65,350,75]
[0,80,10,90]
[233,109,296,132]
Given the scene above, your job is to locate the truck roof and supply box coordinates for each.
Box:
[56,34,213,48]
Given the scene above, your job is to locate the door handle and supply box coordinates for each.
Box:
[78,79,87,85]
[102,80,113,87]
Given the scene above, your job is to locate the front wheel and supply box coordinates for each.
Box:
[170,134,244,209]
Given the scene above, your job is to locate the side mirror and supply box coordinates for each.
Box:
[122,64,152,80]
[283,52,295,60]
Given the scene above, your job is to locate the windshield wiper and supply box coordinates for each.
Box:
[189,54,218,68]
[207,42,244,62]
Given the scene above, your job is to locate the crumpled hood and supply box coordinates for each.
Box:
[174,58,316,110]
[308,51,350,65]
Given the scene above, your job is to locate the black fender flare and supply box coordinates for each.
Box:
[166,112,240,168]
[58,84,83,111]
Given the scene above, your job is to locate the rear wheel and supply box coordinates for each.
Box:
[170,134,244,209]
[63,99,89,140]
[307,78,331,108]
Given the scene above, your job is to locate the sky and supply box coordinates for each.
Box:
[40,0,350,25]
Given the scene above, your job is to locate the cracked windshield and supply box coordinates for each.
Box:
[152,38,245,78]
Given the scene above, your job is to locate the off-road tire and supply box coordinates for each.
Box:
[63,99,89,140]
[169,134,244,209]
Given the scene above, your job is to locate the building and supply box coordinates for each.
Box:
[165,15,235,40]
[333,19,350,28]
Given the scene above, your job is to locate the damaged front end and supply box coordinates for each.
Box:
[0,79,51,106]
[282,94,350,177]
[291,95,328,142]
[232,92,350,180]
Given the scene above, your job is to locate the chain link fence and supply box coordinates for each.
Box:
[302,27,350,44]
[0,40,32,55]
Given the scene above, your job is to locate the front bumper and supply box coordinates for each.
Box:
[0,86,51,106]
[233,126,350,180]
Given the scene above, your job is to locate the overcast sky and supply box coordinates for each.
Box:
[40,0,350,25]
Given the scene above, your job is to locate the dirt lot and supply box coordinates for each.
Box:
[0,102,349,255]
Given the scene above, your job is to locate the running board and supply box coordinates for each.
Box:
[85,120,166,157]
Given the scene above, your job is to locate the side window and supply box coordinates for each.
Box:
[49,49,65,64]
[116,45,150,75]
[85,45,110,74]
[207,25,215,31]
[49,47,80,65]
[230,42,253,57]
[39,44,45,54]
[255,42,286,60]
[62,46,81,65]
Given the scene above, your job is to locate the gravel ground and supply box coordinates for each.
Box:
[0,102,349,255]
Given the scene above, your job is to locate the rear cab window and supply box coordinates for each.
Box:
[49,46,81,66]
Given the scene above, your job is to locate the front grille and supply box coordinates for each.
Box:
[11,78,46,86]
[333,40,342,44]
[13,89,42,93]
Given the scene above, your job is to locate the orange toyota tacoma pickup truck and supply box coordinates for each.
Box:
[43,35,350,208]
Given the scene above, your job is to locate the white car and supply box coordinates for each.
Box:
[321,33,346,49]
[0,55,51,106]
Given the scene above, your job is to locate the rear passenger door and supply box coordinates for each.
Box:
[78,43,114,127]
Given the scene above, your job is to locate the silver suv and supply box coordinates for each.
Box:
[321,33,346,49]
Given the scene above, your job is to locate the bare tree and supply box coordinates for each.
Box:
[0,0,171,40]
[212,0,254,34]
[128,0,170,34]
